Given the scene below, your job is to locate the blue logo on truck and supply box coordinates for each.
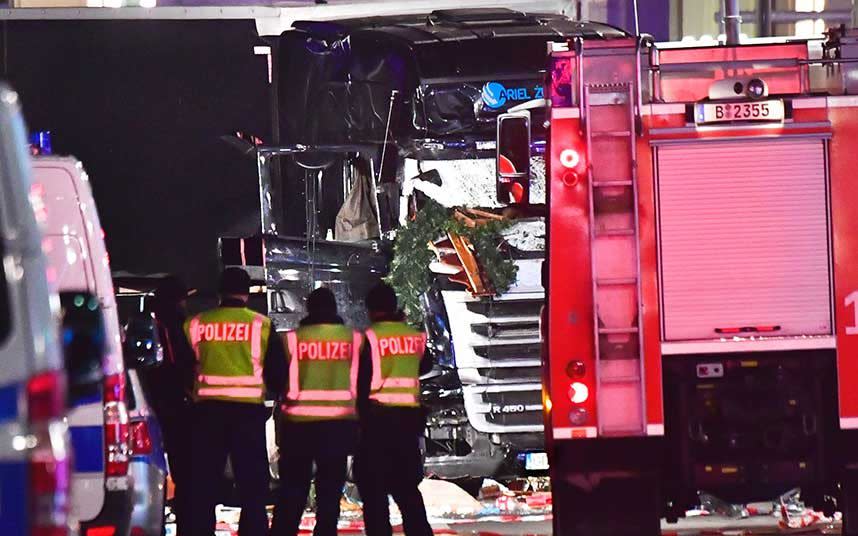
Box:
[481,82,544,109]
[481,82,508,109]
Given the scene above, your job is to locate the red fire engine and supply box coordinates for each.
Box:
[497,24,858,535]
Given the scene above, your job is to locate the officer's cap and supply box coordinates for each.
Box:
[154,275,190,304]
[307,287,338,317]
[365,282,398,314]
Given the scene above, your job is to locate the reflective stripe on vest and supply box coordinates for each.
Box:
[289,390,353,401]
[366,323,425,408]
[198,374,261,386]
[186,308,270,404]
[282,326,361,421]
[284,406,355,418]
[197,387,263,399]
[371,393,419,405]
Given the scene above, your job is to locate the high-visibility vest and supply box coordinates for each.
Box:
[185,307,271,404]
[282,324,362,422]
[365,321,426,408]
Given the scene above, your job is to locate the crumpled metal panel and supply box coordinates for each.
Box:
[262,234,390,329]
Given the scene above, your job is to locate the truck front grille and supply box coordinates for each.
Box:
[442,260,545,435]
[472,342,542,360]
[477,367,542,382]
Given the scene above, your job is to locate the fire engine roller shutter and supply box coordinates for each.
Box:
[656,138,831,341]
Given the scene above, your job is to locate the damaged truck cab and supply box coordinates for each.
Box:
[222,9,628,481]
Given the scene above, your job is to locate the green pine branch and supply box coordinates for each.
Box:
[386,200,519,325]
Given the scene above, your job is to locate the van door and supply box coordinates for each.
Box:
[33,160,108,522]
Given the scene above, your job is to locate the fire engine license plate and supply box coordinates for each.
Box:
[526,452,549,470]
[696,100,785,124]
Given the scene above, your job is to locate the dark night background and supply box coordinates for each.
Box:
[0,20,271,292]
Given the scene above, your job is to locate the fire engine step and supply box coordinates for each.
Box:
[593,180,633,187]
[592,130,632,138]
[596,277,637,286]
[598,327,639,334]
[599,375,641,384]
[594,228,636,237]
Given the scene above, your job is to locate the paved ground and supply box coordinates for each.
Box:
[165,478,842,536]
[171,517,842,535]
[433,517,842,535]
[170,518,843,535]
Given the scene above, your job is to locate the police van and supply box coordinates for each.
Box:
[32,155,133,536]
[0,85,70,536]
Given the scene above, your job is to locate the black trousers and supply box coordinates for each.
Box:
[188,401,270,536]
[159,401,192,535]
[355,406,432,536]
[269,419,358,536]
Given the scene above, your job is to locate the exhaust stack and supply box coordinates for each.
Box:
[723,0,742,45]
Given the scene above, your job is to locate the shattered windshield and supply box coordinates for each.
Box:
[402,156,546,208]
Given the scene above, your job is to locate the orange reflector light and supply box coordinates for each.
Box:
[568,382,589,404]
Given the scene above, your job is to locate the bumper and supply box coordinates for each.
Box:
[79,481,133,536]
[129,459,166,536]
[424,428,545,479]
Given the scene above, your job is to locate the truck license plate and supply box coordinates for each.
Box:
[526,452,549,470]
[695,100,785,124]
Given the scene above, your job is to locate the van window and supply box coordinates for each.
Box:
[35,166,96,293]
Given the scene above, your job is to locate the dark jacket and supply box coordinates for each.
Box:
[356,313,431,436]
[140,306,195,420]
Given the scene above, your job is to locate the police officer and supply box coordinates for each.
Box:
[270,287,362,536]
[146,276,196,534]
[355,282,433,536]
[186,267,286,536]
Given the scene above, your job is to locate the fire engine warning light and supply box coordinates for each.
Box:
[568,382,589,404]
[566,360,586,378]
[29,131,52,155]
[569,407,588,425]
[559,148,580,169]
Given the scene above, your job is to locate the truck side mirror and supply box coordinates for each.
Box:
[496,112,531,205]
[60,291,106,401]
[123,312,164,369]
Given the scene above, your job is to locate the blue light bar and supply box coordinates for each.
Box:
[29,131,52,155]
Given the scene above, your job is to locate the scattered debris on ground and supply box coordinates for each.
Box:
[164,480,843,535]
